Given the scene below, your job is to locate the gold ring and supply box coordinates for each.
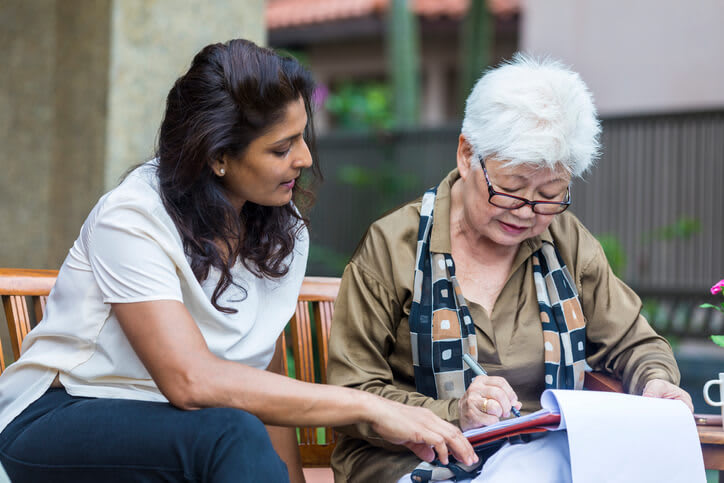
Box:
[481,398,489,414]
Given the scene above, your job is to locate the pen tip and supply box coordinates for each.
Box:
[512,407,521,418]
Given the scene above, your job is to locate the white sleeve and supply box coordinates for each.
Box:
[87,199,184,304]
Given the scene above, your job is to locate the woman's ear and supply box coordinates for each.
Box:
[210,157,227,177]
[456,134,475,180]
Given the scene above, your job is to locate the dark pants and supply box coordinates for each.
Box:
[0,388,289,482]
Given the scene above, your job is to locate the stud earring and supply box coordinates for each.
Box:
[219,168,225,176]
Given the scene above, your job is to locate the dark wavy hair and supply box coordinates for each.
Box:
[156,39,320,313]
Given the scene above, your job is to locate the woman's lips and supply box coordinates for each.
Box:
[281,179,295,189]
[498,220,529,234]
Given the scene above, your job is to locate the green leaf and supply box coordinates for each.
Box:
[700,303,724,312]
[325,81,395,131]
[711,335,724,348]
[337,165,374,187]
[644,216,701,243]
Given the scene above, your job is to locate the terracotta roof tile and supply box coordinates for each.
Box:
[267,0,383,30]
[413,0,468,18]
[267,0,520,30]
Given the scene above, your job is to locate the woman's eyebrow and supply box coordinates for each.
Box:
[269,132,302,146]
[539,177,569,186]
[497,173,569,187]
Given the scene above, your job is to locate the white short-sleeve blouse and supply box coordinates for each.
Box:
[0,161,309,432]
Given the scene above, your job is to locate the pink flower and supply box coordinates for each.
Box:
[312,84,329,110]
[711,279,724,295]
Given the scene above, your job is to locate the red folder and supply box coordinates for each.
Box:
[464,409,562,447]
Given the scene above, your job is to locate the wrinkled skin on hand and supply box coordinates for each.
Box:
[642,378,694,412]
[458,375,522,432]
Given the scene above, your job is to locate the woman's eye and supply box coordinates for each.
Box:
[540,190,566,200]
[499,186,522,194]
[273,147,291,157]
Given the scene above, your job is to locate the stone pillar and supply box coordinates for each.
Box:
[0,0,265,271]
[0,0,57,269]
[49,0,113,267]
[104,0,266,189]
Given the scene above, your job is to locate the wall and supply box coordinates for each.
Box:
[521,0,724,116]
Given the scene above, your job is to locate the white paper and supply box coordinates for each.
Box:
[542,389,706,483]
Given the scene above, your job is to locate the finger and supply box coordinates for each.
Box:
[642,381,695,412]
[427,420,477,466]
[483,397,504,418]
[459,406,498,431]
[427,433,449,465]
[468,376,516,416]
[476,386,513,418]
[483,375,520,407]
[679,390,694,412]
[441,426,478,466]
[462,400,500,428]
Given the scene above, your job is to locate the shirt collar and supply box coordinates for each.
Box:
[429,168,457,253]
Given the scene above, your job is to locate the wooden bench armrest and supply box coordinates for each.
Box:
[584,371,624,393]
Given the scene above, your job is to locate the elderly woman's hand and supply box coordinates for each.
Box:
[458,375,522,432]
[642,378,694,412]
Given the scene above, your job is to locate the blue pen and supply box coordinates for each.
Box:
[462,353,521,417]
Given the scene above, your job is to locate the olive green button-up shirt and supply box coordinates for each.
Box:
[327,169,679,483]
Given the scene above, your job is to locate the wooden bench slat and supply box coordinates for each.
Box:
[34,296,47,324]
[4,295,32,360]
[291,302,314,444]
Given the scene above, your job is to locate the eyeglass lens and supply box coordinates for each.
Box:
[489,193,569,214]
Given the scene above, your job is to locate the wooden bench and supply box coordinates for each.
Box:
[4,268,720,480]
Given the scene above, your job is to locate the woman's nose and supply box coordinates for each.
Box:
[294,140,313,169]
[511,203,536,218]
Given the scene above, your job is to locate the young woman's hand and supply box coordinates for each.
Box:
[369,398,478,467]
[458,375,521,432]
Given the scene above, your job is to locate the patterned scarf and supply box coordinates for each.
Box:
[410,187,587,401]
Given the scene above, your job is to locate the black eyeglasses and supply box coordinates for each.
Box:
[480,157,571,215]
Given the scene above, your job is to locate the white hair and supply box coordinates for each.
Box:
[461,53,601,177]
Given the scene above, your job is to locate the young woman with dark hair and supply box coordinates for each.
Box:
[0,39,476,483]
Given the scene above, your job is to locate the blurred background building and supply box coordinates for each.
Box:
[264,0,724,290]
[265,0,724,415]
[267,0,519,130]
[2,0,723,415]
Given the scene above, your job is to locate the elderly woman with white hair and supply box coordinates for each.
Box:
[325,54,692,483]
